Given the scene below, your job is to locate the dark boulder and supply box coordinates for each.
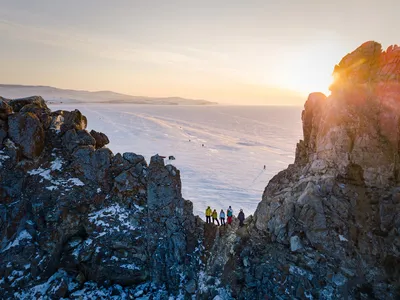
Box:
[71,146,113,187]
[62,129,96,152]
[52,109,88,134]
[123,152,146,165]
[8,95,47,112]
[0,119,7,146]
[8,112,45,159]
[20,103,52,129]
[90,130,110,149]
[0,97,12,120]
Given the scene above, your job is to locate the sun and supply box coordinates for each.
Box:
[289,72,333,97]
[279,53,335,96]
[272,40,344,97]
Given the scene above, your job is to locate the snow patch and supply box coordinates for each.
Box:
[28,168,52,180]
[289,265,313,281]
[14,270,68,298]
[50,158,63,171]
[68,239,82,249]
[2,230,32,252]
[339,235,348,242]
[0,151,10,167]
[68,178,85,186]
[46,185,58,191]
[120,264,140,270]
[88,204,139,237]
[28,167,85,189]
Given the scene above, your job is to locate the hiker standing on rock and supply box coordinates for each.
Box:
[227,206,233,225]
[238,209,245,227]
[205,206,212,224]
[220,209,226,226]
[212,209,220,226]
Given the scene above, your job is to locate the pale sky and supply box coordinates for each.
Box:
[0,0,399,105]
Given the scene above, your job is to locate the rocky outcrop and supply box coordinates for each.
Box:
[8,112,45,159]
[249,41,400,299]
[0,96,204,299]
[185,41,400,300]
[90,130,110,149]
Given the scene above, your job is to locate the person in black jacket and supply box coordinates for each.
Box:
[238,209,245,227]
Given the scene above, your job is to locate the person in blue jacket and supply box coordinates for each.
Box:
[220,209,226,226]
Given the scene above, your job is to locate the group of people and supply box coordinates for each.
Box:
[205,206,245,227]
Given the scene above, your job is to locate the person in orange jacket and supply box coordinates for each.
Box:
[212,209,220,226]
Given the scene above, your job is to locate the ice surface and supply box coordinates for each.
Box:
[50,104,302,219]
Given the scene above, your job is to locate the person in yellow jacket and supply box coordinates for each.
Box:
[205,206,212,224]
[212,209,220,226]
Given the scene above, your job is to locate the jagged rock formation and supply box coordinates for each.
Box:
[1,41,400,300]
[198,41,400,299]
[249,41,400,298]
[0,96,203,298]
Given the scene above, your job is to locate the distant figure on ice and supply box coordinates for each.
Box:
[263,165,266,170]
[212,209,220,226]
[205,206,212,223]
[238,209,245,227]
[220,209,226,226]
[227,206,233,225]
[202,144,204,147]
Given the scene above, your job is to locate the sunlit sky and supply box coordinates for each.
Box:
[0,1,399,105]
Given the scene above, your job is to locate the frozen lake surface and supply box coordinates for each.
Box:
[51,104,303,219]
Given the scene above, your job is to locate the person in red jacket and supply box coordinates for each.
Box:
[227,206,233,225]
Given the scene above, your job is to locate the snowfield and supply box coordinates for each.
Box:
[50,104,302,219]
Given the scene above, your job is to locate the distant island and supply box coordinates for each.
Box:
[0,84,218,105]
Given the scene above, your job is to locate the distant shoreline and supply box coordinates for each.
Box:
[47,101,218,106]
[0,84,218,106]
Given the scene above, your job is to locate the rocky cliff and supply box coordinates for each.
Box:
[1,41,400,300]
[201,41,400,299]
[250,41,400,298]
[0,96,204,298]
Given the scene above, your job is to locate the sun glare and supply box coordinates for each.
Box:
[270,41,344,97]
[290,73,333,97]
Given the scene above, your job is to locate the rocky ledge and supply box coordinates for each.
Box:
[1,41,400,299]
